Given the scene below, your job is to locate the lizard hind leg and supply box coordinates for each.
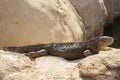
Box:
[83,50,93,57]
[24,49,48,59]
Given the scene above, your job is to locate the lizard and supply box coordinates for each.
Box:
[3,36,114,60]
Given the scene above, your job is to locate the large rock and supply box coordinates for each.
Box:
[0,50,81,80]
[0,0,85,49]
[78,48,120,80]
[0,48,120,80]
[0,50,32,80]
[70,0,120,39]
[70,0,108,40]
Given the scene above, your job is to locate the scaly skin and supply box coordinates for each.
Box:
[3,36,114,60]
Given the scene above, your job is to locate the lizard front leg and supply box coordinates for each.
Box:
[24,49,48,59]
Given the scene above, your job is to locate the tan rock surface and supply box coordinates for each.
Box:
[0,50,32,80]
[0,0,85,49]
[0,48,120,80]
[1,50,81,80]
[34,56,80,79]
[78,48,120,80]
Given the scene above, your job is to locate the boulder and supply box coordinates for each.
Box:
[78,48,120,80]
[0,0,85,49]
[104,0,120,24]
[0,50,32,80]
[70,0,108,40]
[0,50,81,80]
[0,48,120,80]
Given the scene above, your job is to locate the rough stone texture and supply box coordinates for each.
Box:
[70,0,108,40]
[0,50,81,80]
[33,57,80,80]
[70,0,120,39]
[78,48,120,80]
[0,50,32,80]
[0,48,120,80]
[0,0,85,49]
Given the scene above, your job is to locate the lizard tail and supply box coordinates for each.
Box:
[3,44,51,53]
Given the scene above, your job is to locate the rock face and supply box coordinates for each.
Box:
[0,50,32,80]
[0,48,120,80]
[0,0,85,49]
[1,0,118,48]
[70,0,120,39]
[70,0,108,40]
[104,0,120,24]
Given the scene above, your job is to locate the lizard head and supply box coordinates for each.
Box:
[98,36,114,49]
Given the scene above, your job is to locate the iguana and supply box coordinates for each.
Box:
[3,36,114,60]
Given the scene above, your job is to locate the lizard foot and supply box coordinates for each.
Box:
[24,49,48,59]
[83,50,93,57]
